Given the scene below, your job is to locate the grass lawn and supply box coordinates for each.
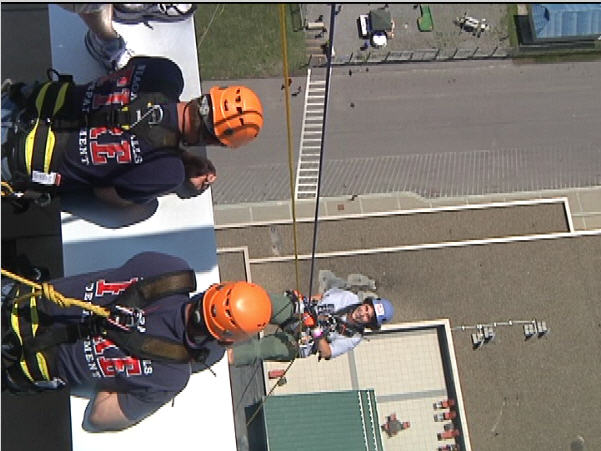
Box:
[503,4,519,49]
[194,4,307,81]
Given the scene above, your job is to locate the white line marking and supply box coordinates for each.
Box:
[250,229,601,264]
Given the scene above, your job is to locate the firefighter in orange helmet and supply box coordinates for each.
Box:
[1,252,271,432]
[2,57,263,210]
[181,85,264,149]
[190,280,272,344]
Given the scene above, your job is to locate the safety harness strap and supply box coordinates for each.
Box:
[5,83,182,206]
[100,269,199,364]
[116,270,197,309]
[8,285,53,384]
[2,269,200,391]
[105,329,195,364]
[25,81,70,178]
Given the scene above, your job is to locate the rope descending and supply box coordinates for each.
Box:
[1,268,110,318]
[246,4,338,427]
[1,181,15,196]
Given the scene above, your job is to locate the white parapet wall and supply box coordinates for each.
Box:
[48,5,235,450]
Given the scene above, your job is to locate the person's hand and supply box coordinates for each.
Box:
[311,326,324,339]
[298,334,312,345]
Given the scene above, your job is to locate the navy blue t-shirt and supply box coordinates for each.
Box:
[56,57,186,203]
[45,252,199,421]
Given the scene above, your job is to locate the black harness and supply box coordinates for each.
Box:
[318,304,366,338]
[2,71,180,204]
[2,270,210,393]
[281,292,366,340]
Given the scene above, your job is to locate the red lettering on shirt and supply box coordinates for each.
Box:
[92,337,143,377]
[89,127,132,165]
[95,278,138,296]
[91,140,132,164]
[96,67,135,89]
[92,88,131,109]
[98,356,142,377]
[92,336,117,355]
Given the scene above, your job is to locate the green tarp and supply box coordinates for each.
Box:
[418,5,434,32]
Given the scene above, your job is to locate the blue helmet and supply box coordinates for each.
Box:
[369,298,394,328]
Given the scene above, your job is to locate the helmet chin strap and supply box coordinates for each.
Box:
[180,99,197,146]
[186,297,215,349]
[181,96,221,147]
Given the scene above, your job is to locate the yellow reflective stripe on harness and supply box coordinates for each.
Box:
[30,294,39,336]
[24,82,51,175]
[120,105,131,130]
[10,294,23,346]
[35,352,51,381]
[24,81,69,175]
[11,291,35,382]
[28,296,51,380]
[44,83,69,172]
[10,292,51,382]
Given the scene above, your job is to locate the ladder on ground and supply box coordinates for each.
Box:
[295,67,330,201]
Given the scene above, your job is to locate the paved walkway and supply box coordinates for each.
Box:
[214,186,601,231]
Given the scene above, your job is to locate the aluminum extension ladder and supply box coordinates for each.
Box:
[294,67,330,201]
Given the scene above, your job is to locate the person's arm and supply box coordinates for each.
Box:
[83,391,135,432]
[322,334,362,360]
[316,337,332,360]
[93,186,135,207]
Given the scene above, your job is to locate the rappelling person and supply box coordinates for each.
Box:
[1,55,263,209]
[1,251,271,432]
[228,287,394,366]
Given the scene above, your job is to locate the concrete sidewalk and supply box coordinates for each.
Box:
[213,186,601,232]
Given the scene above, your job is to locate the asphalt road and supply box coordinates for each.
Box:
[325,60,601,158]
[210,59,601,203]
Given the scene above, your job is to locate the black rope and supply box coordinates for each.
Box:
[306,3,336,302]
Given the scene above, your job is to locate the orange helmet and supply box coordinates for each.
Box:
[202,281,271,343]
[209,86,263,148]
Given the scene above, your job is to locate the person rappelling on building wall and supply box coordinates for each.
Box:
[1,55,263,209]
[1,251,271,432]
[228,288,394,366]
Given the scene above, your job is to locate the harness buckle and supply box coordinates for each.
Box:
[145,105,164,125]
[106,305,146,333]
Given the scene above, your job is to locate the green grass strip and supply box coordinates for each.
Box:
[194,4,307,80]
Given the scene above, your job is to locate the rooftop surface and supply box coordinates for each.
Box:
[219,193,601,451]
[531,3,601,39]
[263,323,464,451]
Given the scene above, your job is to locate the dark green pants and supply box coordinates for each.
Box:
[230,292,299,366]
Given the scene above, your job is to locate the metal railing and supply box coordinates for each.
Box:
[309,46,512,67]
